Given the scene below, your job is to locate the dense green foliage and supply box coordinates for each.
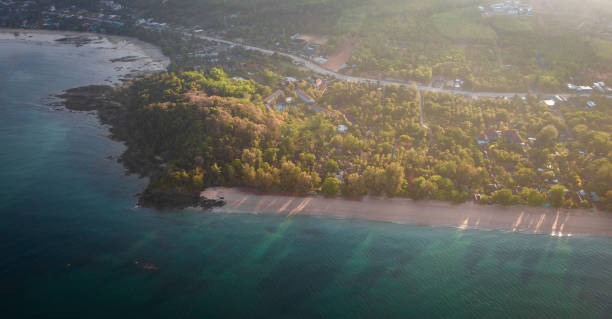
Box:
[116,68,611,210]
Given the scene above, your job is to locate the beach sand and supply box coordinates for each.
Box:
[201,187,612,237]
[0,28,169,81]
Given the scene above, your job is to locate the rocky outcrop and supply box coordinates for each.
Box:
[56,84,228,211]
[138,188,226,210]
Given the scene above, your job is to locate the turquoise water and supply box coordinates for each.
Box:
[1,40,611,319]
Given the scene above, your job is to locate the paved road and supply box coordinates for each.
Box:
[194,34,576,99]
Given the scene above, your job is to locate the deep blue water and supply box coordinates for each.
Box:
[1,39,611,319]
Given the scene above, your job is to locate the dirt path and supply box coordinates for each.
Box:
[323,40,358,72]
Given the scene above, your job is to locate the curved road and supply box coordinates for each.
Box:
[194,34,578,99]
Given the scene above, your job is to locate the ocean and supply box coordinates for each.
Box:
[0,39,611,319]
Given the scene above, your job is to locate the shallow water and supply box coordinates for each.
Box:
[1,39,611,319]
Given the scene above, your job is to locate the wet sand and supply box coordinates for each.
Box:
[201,187,612,237]
[0,28,169,81]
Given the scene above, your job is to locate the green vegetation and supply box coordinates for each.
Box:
[8,1,612,92]
[112,68,611,210]
[116,0,612,91]
[431,7,496,43]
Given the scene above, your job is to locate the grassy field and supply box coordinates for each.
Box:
[487,15,534,34]
[431,7,497,43]
[590,37,612,61]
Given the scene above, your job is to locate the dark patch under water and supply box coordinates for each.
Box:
[1,39,611,319]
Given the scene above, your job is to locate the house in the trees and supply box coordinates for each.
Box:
[501,129,524,145]
[264,90,283,105]
[540,99,555,107]
[484,128,500,141]
[296,89,315,104]
[476,134,490,145]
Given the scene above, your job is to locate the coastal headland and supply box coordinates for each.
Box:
[3,29,610,236]
[202,187,612,237]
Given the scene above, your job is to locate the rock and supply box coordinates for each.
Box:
[56,85,115,111]
[138,187,226,211]
[199,196,226,210]
[138,188,202,210]
[110,56,141,63]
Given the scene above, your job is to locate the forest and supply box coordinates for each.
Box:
[110,68,612,211]
[113,0,612,92]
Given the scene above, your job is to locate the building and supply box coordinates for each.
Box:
[101,1,123,11]
[337,124,348,133]
[454,79,464,90]
[295,89,315,104]
[264,89,283,106]
[593,82,606,93]
[501,129,523,144]
[313,56,328,65]
[283,76,297,83]
[540,99,555,107]
[487,1,533,16]
[484,128,499,141]
[476,134,490,145]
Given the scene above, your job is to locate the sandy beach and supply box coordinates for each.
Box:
[0,28,169,81]
[201,187,612,237]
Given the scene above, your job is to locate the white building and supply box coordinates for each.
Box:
[313,57,328,65]
[540,99,555,107]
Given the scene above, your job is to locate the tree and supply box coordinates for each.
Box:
[411,176,437,200]
[295,171,314,195]
[325,159,339,174]
[604,190,612,212]
[492,188,515,206]
[520,187,545,206]
[321,177,340,196]
[548,185,566,207]
[437,161,457,179]
[241,148,262,168]
[279,161,300,192]
[363,166,385,195]
[455,162,477,187]
[384,162,405,197]
[514,167,535,187]
[538,125,559,146]
[341,173,367,198]
[255,167,279,190]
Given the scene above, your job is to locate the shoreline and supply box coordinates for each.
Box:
[3,29,609,232]
[0,28,170,81]
[201,187,612,237]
